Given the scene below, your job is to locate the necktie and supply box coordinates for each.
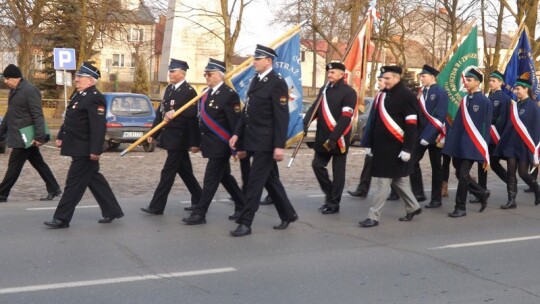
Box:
[422,87,428,99]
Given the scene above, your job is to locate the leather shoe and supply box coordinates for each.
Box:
[230,224,251,237]
[318,204,328,211]
[228,211,240,221]
[260,195,273,205]
[44,219,69,229]
[524,186,533,193]
[98,213,124,223]
[425,201,442,208]
[398,208,422,221]
[348,189,367,198]
[479,190,490,212]
[500,202,516,209]
[140,207,163,215]
[0,196,7,203]
[415,195,427,202]
[320,206,339,214]
[273,214,298,230]
[448,209,467,218]
[387,193,400,201]
[182,214,207,225]
[40,189,62,201]
[359,218,379,228]
[184,205,195,211]
[469,196,481,203]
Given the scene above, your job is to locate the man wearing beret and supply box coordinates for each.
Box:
[304,61,357,214]
[359,66,422,228]
[410,64,449,208]
[182,58,245,225]
[442,68,493,217]
[44,62,124,228]
[141,58,202,215]
[229,44,298,237]
[0,64,61,202]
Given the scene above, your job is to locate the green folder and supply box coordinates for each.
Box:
[19,123,50,148]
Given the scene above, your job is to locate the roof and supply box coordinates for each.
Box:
[479,30,512,49]
[300,39,396,63]
[109,2,155,25]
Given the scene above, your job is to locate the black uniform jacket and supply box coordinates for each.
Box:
[57,86,106,156]
[234,70,289,152]
[304,78,357,154]
[152,81,199,150]
[199,84,242,158]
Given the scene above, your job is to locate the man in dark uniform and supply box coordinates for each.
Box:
[359,66,422,228]
[0,64,62,202]
[182,58,244,225]
[442,68,493,217]
[141,59,202,215]
[304,61,357,214]
[44,62,124,228]
[229,44,298,237]
[410,65,448,208]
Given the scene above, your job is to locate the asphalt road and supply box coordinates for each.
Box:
[0,178,539,304]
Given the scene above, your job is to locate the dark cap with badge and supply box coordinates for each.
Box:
[253,44,278,59]
[464,68,483,83]
[168,58,189,71]
[76,62,101,79]
[204,58,226,73]
[515,77,532,89]
[326,61,346,72]
[419,64,440,77]
[490,70,504,81]
[2,64,22,78]
[380,65,403,75]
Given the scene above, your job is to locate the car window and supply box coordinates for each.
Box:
[110,97,152,116]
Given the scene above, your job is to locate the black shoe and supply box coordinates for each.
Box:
[469,196,481,203]
[524,187,533,193]
[318,204,328,211]
[40,189,63,201]
[230,224,251,237]
[399,208,422,221]
[273,214,298,230]
[98,213,124,223]
[348,189,367,198]
[321,206,339,214]
[359,218,379,228]
[140,207,163,215]
[228,211,240,221]
[425,201,442,208]
[479,190,490,212]
[260,195,273,205]
[0,196,7,203]
[415,195,427,202]
[448,209,467,218]
[184,205,195,211]
[44,219,69,229]
[182,214,207,225]
[500,202,516,209]
[387,194,400,201]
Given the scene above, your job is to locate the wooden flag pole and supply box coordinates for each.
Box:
[436,20,476,71]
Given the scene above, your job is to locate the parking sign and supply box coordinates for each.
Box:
[53,48,76,70]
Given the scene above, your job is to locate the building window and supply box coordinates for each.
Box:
[32,54,44,70]
[131,53,137,68]
[128,28,144,42]
[112,54,125,67]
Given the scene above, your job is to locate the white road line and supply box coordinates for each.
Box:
[27,205,99,211]
[0,267,237,295]
[430,235,540,249]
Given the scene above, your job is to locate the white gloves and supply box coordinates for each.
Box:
[398,151,411,162]
[365,148,372,156]
[420,139,429,146]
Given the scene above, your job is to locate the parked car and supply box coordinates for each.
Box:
[303,97,374,148]
[102,93,157,152]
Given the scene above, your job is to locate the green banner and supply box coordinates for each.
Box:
[437,27,478,121]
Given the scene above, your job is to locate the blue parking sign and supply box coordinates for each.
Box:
[53,48,76,70]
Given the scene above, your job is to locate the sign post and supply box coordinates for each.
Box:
[53,48,76,112]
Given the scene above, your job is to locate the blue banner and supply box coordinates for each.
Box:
[232,33,304,146]
[503,30,540,101]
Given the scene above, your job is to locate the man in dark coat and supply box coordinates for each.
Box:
[229,44,298,237]
[44,62,124,228]
[0,64,61,202]
[442,68,493,217]
[359,66,422,228]
[140,58,202,215]
[182,58,245,225]
[304,61,357,214]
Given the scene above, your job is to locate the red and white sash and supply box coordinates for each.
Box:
[509,100,539,164]
[321,87,355,153]
[418,88,446,144]
[460,96,490,165]
[489,125,500,145]
[377,94,415,143]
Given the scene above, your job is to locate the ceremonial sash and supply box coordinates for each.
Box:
[418,88,446,144]
[489,125,500,145]
[199,90,232,143]
[460,97,490,165]
[377,94,405,143]
[320,87,354,153]
[509,100,539,164]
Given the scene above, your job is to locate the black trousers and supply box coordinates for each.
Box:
[477,145,507,189]
[0,147,60,197]
[192,157,244,216]
[507,158,536,190]
[354,154,372,194]
[53,157,123,222]
[410,144,443,202]
[237,151,296,227]
[452,158,486,210]
[312,151,347,208]
[149,149,201,211]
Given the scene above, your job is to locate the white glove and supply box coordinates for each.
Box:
[365,148,372,156]
[398,151,411,162]
[420,139,429,146]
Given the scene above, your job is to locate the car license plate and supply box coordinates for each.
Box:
[123,132,143,138]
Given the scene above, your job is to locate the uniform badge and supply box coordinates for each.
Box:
[262,77,268,82]
[97,106,105,115]
[72,102,78,109]
[430,94,436,100]
[280,96,287,105]
[234,104,241,113]
[215,90,220,95]
[170,100,175,106]
[81,92,87,96]
[209,100,214,107]
[473,105,479,112]
[493,100,500,107]
[519,109,525,115]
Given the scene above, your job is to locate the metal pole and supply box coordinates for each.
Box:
[63,70,67,115]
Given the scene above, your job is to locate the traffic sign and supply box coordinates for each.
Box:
[53,48,76,70]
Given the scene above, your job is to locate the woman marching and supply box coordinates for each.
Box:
[495,78,540,209]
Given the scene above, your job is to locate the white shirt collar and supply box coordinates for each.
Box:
[258,68,272,80]
[173,79,186,90]
[210,82,224,94]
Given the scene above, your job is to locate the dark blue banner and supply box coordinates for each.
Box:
[503,30,540,101]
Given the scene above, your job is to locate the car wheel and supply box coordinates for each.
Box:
[143,141,156,152]
[306,142,315,148]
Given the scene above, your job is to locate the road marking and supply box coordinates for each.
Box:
[27,205,99,211]
[0,267,237,295]
[431,235,540,249]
